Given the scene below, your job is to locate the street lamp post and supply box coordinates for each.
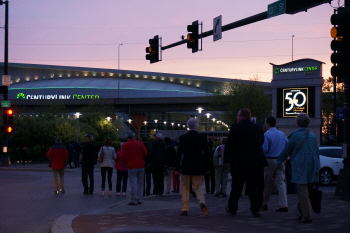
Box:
[196,107,203,132]
[75,112,81,143]
[127,119,132,130]
[205,113,211,141]
[177,123,180,137]
[212,118,216,140]
[143,121,147,138]
[154,119,158,133]
[106,117,111,136]
[182,124,186,135]
[171,122,174,139]
[118,43,123,102]
[163,121,167,135]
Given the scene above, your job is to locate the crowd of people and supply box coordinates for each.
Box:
[45,108,320,224]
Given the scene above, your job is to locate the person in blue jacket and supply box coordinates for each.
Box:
[278,113,320,223]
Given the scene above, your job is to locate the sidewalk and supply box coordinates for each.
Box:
[2,163,350,233]
[0,162,81,173]
[55,189,350,233]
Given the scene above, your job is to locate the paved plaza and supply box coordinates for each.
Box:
[1,163,350,233]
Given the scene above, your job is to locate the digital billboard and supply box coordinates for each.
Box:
[277,87,315,118]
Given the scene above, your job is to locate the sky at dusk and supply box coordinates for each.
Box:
[0,0,343,83]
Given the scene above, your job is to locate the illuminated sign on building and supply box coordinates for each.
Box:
[274,66,318,75]
[16,93,100,100]
[276,87,315,118]
[283,88,308,117]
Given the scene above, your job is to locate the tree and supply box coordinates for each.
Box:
[322,77,344,144]
[212,76,271,126]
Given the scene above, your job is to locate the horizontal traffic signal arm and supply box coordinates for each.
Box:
[160,0,330,51]
[162,11,268,51]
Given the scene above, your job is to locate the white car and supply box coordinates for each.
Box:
[319,146,344,186]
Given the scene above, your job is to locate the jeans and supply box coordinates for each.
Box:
[164,167,173,193]
[172,169,180,192]
[82,164,94,193]
[152,167,164,195]
[101,167,113,191]
[128,168,145,203]
[52,169,64,191]
[144,171,152,195]
[116,169,128,193]
[215,165,229,194]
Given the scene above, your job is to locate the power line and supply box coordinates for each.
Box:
[8,52,330,62]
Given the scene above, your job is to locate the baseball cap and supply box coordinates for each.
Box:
[127,131,135,138]
[153,133,163,139]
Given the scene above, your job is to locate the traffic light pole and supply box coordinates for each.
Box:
[1,0,9,167]
[335,0,350,200]
[162,11,267,51]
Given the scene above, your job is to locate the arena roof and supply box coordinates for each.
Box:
[1,63,271,100]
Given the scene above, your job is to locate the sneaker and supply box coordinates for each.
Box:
[252,212,261,217]
[137,202,142,204]
[200,203,209,216]
[180,211,188,216]
[54,191,59,194]
[261,204,268,211]
[116,192,121,196]
[225,206,236,215]
[127,202,137,205]
[300,217,312,223]
[122,192,127,196]
[60,189,65,194]
[276,207,288,212]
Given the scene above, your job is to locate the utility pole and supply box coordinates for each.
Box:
[0,0,9,167]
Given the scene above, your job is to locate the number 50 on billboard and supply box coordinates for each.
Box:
[283,87,309,117]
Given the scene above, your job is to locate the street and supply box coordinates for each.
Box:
[0,167,130,233]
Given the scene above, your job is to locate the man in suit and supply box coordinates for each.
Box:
[224,108,267,217]
[174,118,210,216]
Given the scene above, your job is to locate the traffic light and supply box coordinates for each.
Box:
[145,35,160,64]
[5,126,13,133]
[330,7,350,78]
[5,108,13,125]
[187,20,199,53]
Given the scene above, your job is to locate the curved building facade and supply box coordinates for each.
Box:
[1,63,271,138]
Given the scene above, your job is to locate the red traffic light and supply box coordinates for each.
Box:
[6,109,13,115]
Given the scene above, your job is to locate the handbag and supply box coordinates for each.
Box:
[98,146,104,163]
[309,183,322,213]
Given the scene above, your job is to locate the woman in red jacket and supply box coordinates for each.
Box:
[46,138,69,194]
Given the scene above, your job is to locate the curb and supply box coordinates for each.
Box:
[51,214,79,233]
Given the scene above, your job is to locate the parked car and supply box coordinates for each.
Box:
[319,146,344,185]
